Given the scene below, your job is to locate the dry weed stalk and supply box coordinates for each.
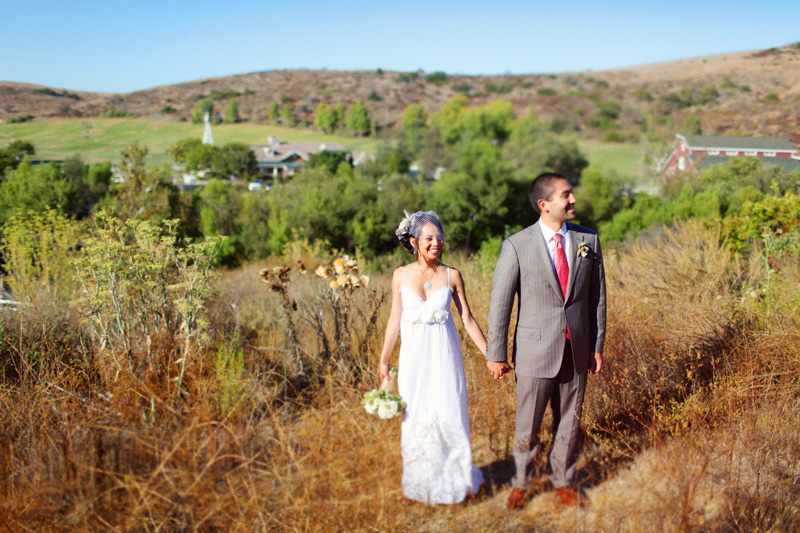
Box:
[260,255,386,383]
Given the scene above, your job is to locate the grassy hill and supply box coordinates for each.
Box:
[2,43,799,144]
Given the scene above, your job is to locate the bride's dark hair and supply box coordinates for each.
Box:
[395,210,445,255]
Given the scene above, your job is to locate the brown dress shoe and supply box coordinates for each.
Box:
[506,487,527,509]
[555,486,583,506]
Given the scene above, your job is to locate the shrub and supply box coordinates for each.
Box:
[537,87,557,96]
[0,209,83,304]
[209,89,241,101]
[100,108,136,118]
[5,114,34,123]
[394,72,418,83]
[602,130,625,143]
[425,71,448,85]
[74,212,224,390]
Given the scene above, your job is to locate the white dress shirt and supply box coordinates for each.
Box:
[539,221,572,275]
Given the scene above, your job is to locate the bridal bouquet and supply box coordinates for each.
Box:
[362,367,406,419]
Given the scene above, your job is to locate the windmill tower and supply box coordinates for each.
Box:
[202,111,214,145]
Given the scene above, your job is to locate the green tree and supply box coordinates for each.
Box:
[684,114,702,135]
[416,124,452,177]
[225,98,240,124]
[168,138,203,164]
[308,150,350,174]
[199,179,239,238]
[268,101,280,121]
[314,103,336,133]
[192,99,214,124]
[432,95,468,145]
[460,99,515,144]
[0,140,36,176]
[235,191,273,259]
[503,108,588,183]
[574,165,632,229]
[0,161,73,226]
[427,138,517,249]
[214,143,257,180]
[280,103,295,125]
[185,143,219,171]
[332,103,345,131]
[110,143,179,221]
[402,104,428,154]
[345,99,371,136]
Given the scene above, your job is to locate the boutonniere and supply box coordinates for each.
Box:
[576,241,590,258]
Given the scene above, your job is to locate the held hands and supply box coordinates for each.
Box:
[486,360,511,380]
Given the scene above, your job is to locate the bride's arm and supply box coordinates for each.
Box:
[378,267,404,381]
[451,268,488,356]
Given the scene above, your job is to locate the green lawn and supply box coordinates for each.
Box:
[578,139,644,181]
[1,118,644,180]
[0,119,380,166]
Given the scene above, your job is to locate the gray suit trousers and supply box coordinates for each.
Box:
[513,340,587,489]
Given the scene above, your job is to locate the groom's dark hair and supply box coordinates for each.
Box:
[530,172,568,214]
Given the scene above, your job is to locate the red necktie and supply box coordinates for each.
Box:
[553,233,570,339]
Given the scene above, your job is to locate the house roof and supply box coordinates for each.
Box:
[251,141,345,164]
[350,150,377,166]
[695,155,800,172]
[683,135,796,152]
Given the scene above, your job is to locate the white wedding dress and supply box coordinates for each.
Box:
[397,266,483,504]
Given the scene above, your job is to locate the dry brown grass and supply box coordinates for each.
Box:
[1,220,799,531]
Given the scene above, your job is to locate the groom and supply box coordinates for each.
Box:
[485,172,606,509]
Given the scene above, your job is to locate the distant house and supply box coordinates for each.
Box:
[251,136,345,179]
[661,134,800,176]
[349,150,377,167]
[250,137,376,179]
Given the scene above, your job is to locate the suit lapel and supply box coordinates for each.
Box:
[533,220,565,302]
[565,225,584,301]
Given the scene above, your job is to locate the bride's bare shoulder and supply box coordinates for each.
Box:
[391,265,411,280]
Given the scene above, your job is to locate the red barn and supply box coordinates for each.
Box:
[661,134,800,176]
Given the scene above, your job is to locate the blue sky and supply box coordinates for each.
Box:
[2,0,798,93]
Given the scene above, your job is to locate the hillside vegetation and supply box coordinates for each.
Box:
[2,43,800,142]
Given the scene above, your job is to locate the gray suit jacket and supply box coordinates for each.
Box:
[486,220,606,378]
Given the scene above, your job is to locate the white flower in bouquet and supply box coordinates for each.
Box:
[363,395,379,415]
[377,399,399,419]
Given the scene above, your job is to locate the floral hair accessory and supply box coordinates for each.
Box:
[577,241,590,258]
[395,209,412,240]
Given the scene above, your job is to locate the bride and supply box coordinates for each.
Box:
[378,210,487,504]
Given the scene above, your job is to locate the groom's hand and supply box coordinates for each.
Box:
[486,360,511,380]
[588,353,603,374]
